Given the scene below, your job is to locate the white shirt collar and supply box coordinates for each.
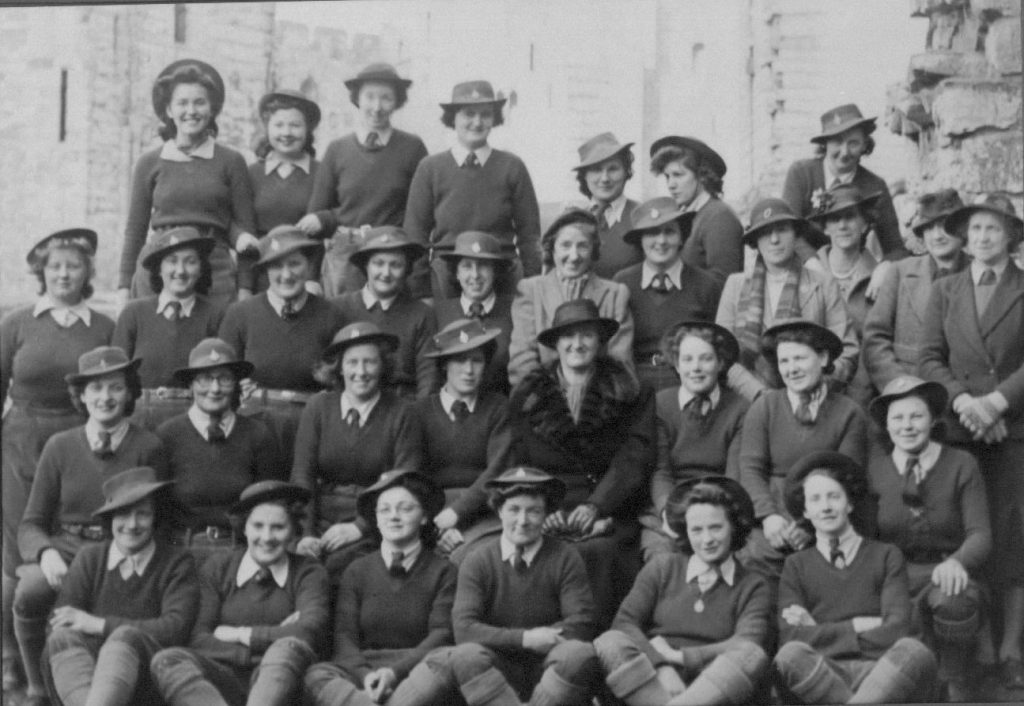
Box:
[107,540,156,579]
[264,152,312,177]
[685,553,736,587]
[160,136,216,162]
[34,296,92,327]
[460,292,496,316]
[340,391,381,427]
[971,258,1009,285]
[236,551,289,588]
[361,285,397,312]
[677,384,721,412]
[823,159,855,187]
[641,260,684,289]
[266,289,308,317]
[355,126,394,147]
[188,405,237,441]
[787,383,828,421]
[381,540,421,572]
[500,534,543,567]
[85,419,130,453]
[816,526,862,566]
[157,291,196,319]
[891,441,941,480]
[440,386,478,419]
[683,190,712,214]
[593,193,629,226]
[451,143,493,168]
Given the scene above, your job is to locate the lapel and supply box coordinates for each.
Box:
[581,276,610,309]
[902,256,934,323]
[797,270,822,310]
[978,264,1024,338]
[945,272,991,363]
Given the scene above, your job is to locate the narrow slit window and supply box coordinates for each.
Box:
[59,68,68,142]
[174,4,187,43]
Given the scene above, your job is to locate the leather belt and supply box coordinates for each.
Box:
[905,549,948,565]
[61,523,106,541]
[255,389,312,405]
[141,388,192,402]
[636,353,665,366]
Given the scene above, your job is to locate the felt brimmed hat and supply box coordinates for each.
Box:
[944,193,1024,244]
[623,197,697,246]
[744,198,827,249]
[572,132,634,172]
[152,58,225,117]
[543,207,599,245]
[65,346,141,385]
[356,469,445,527]
[254,226,323,269]
[173,338,253,385]
[93,466,174,519]
[649,135,727,178]
[323,322,399,360]
[258,89,321,129]
[140,226,216,271]
[537,299,620,349]
[437,231,513,265]
[810,103,877,143]
[424,318,501,360]
[440,80,506,109]
[868,375,948,429]
[344,62,413,92]
[784,450,867,519]
[485,466,566,507]
[911,189,965,237]
[808,184,882,224]
[230,480,310,516]
[348,226,427,272]
[667,475,755,528]
[761,319,843,364]
[27,228,98,264]
[666,320,741,370]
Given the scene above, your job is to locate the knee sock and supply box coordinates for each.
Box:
[49,645,95,706]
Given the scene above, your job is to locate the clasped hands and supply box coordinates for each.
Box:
[953,392,1008,443]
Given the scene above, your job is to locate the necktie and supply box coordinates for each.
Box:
[364,131,381,150]
[95,430,113,457]
[684,393,711,419]
[468,301,485,319]
[650,273,671,294]
[590,202,609,231]
[902,455,923,510]
[389,551,406,577]
[829,537,845,568]
[975,268,997,317]
[164,300,181,322]
[345,408,360,428]
[451,400,470,422]
[464,152,479,169]
[281,300,298,321]
[207,414,225,442]
[794,391,815,425]
[512,546,527,573]
[253,567,273,586]
[934,268,951,281]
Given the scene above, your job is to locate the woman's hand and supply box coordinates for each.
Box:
[522,626,563,654]
[542,510,568,533]
[213,625,252,646]
[851,616,882,633]
[239,378,259,401]
[566,503,598,534]
[434,508,459,532]
[49,606,104,635]
[296,536,322,558]
[279,611,300,627]
[235,232,260,254]
[784,523,813,551]
[321,523,362,552]
[437,528,465,555]
[649,635,683,666]
[296,214,322,236]
[932,558,969,597]
[237,288,253,302]
[865,260,893,301]
[655,665,686,698]
[781,604,816,627]
[762,515,790,550]
[364,668,397,703]
[304,280,324,297]
[39,548,69,589]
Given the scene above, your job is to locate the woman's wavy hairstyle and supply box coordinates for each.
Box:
[146,248,213,296]
[229,498,307,539]
[362,473,441,549]
[29,241,96,300]
[665,480,754,553]
[650,144,723,198]
[350,80,409,111]
[764,328,836,376]
[254,95,317,159]
[68,367,143,418]
[441,104,505,130]
[312,340,396,392]
[154,64,222,141]
[660,323,733,385]
[541,212,601,270]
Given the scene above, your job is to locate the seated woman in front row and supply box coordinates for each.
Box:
[45,467,198,706]
[595,475,770,706]
[150,481,329,706]
[774,451,937,704]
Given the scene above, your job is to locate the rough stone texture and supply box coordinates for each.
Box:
[912,0,967,15]
[986,17,1023,74]
[932,78,1022,138]
[971,0,1022,16]
[910,50,998,83]
[922,129,1024,195]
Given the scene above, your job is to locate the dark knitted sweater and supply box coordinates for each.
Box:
[453,537,597,650]
[218,293,345,392]
[113,296,224,387]
[57,540,199,646]
[307,131,427,234]
[333,550,456,680]
[157,413,283,530]
[190,548,329,666]
[433,296,513,396]
[592,199,643,281]
[681,198,745,283]
[778,539,911,660]
[1,305,114,409]
[249,159,320,235]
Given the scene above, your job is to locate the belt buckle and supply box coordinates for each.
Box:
[82,526,106,541]
[205,526,227,541]
[62,523,83,536]
[279,390,295,401]
[650,353,664,366]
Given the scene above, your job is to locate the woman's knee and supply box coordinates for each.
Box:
[774,641,819,676]
[150,647,201,682]
[46,627,89,655]
[12,566,55,617]
[593,629,638,667]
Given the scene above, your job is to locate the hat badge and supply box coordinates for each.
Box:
[381,233,391,243]
[515,468,526,478]
[470,88,482,100]
[833,113,844,126]
[459,330,470,343]
[763,207,772,218]
[271,239,281,252]
[350,328,361,339]
[471,242,482,253]
[209,349,221,362]
[650,208,660,219]
[98,358,109,371]
[169,235,179,245]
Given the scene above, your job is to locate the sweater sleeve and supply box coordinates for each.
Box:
[18,436,64,562]
[508,278,542,387]
[55,544,103,613]
[103,549,200,647]
[290,395,325,536]
[332,564,373,680]
[738,396,777,519]
[111,305,139,358]
[870,186,908,260]
[402,158,436,246]
[553,546,599,642]
[604,283,636,374]
[252,420,285,482]
[610,557,671,667]
[697,202,744,283]
[450,402,511,521]
[679,574,772,669]
[120,151,158,289]
[716,275,767,402]
[390,562,457,680]
[189,557,251,666]
[307,141,342,236]
[778,555,860,658]
[589,386,655,517]
[217,303,247,361]
[0,311,19,408]
[855,545,911,656]
[414,310,439,398]
[861,263,904,389]
[509,157,542,277]
[248,558,330,653]
[918,284,966,401]
[650,407,676,513]
[225,149,258,245]
[782,161,812,218]
[819,275,860,385]
[952,456,992,572]
[452,550,523,649]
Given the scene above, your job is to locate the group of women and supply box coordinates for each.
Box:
[1,55,1022,705]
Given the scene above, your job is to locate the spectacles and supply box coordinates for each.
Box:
[375,503,422,517]
[193,372,237,389]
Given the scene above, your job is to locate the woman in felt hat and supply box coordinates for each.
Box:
[863,188,969,393]
[291,322,422,584]
[781,102,906,266]
[866,376,993,699]
[404,79,542,300]
[573,132,643,280]
[920,193,1024,690]
[219,225,346,467]
[508,208,634,386]
[715,197,858,402]
[304,469,457,706]
[595,476,770,706]
[157,338,282,564]
[509,299,655,628]
[113,226,223,430]
[0,228,114,690]
[775,451,937,704]
[14,346,165,702]
[735,319,869,582]
[649,135,744,283]
[433,230,515,395]
[44,466,198,706]
[638,321,750,561]
[300,63,428,297]
[413,318,511,562]
[150,481,329,706]
[330,226,436,399]
[613,197,722,391]
[119,58,258,309]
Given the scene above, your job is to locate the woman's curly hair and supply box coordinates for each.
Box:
[650,144,723,198]
[660,323,735,385]
[254,95,317,159]
[665,480,754,553]
[154,64,222,141]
